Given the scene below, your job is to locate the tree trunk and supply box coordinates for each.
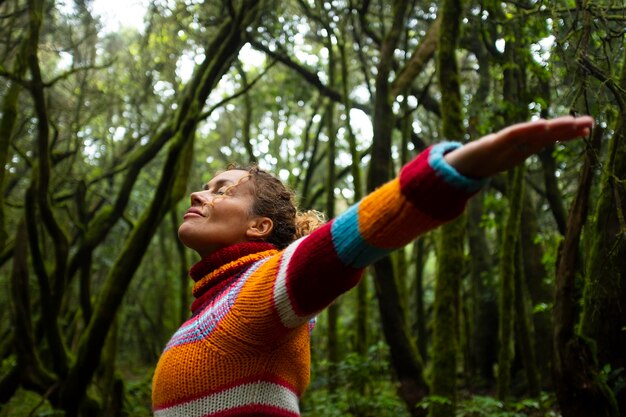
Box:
[430,219,464,417]
[414,238,428,362]
[552,126,619,417]
[340,35,368,362]
[538,145,568,236]
[580,58,626,413]
[372,257,428,416]
[519,190,553,386]
[464,27,497,389]
[171,209,190,325]
[429,0,465,413]
[466,195,498,387]
[514,239,540,397]
[367,1,429,415]
[10,219,55,393]
[325,29,341,391]
[497,167,524,402]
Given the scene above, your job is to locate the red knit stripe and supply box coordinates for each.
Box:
[283,223,362,316]
[399,146,471,220]
[202,404,300,417]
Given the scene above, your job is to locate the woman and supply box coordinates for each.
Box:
[152,116,593,417]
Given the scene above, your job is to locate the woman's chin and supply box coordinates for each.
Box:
[177,224,199,247]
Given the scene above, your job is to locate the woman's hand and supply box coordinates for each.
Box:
[444,115,594,179]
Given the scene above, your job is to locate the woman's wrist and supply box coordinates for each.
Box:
[431,142,489,192]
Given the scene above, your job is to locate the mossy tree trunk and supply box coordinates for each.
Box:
[580,52,626,415]
[428,0,465,413]
[466,195,498,386]
[339,32,368,361]
[552,125,620,417]
[326,32,340,391]
[513,239,540,397]
[366,1,430,415]
[553,3,622,415]
[0,39,29,255]
[494,5,538,401]
[464,26,498,389]
[519,189,553,386]
[496,166,524,402]
[414,238,428,362]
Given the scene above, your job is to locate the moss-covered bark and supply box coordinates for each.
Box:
[519,190,553,386]
[580,56,626,413]
[24,0,71,380]
[9,219,55,393]
[430,218,464,417]
[514,240,540,397]
[466,194,498,386]
[429,0,465,413]
[339,36,367,359]
[553,126,619,417]
[366,2,430,415]
[496,167,524,401]
[414,238,428,362]
[464,27,498,388]
[326,35,340,390]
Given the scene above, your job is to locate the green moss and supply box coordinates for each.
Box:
[0,389,64,417]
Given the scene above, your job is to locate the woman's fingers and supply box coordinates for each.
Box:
[496,116,593,149]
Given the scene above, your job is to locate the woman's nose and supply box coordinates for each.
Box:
[190,190,208,206]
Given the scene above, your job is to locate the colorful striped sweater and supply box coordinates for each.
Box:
[152,143,485,416]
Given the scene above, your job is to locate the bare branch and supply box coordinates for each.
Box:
[43,60,115,87]
[197,60,277,122]
[0,65,29,86]
[391,17,441,98]
[578,55,626,110]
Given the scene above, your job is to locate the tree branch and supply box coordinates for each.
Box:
[43,61,115,87]
[391,17,441,98]
[197,60,276,122]
[578,55,626,110]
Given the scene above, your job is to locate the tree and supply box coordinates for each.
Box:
[2,0,269,415]
[428,0,465,413]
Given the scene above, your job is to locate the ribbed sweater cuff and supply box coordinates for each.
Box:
[399,143,486,220]
[428,142,489,192]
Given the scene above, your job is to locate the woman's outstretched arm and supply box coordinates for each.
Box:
[247,115,594,337]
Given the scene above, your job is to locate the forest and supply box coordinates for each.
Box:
[0,0,625,416]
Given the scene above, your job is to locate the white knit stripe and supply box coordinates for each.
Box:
[154,381,300,417]
[273,236,307,328]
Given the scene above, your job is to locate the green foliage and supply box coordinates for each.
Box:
[601,365,626,401]
[455,393,559,417]
[0,389,64,417]
[122,370,154,417]
[302,343,408,417]
[417,395,452,409]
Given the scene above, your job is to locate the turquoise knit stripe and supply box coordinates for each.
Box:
[330,204,388,268]
[428,142,488,193]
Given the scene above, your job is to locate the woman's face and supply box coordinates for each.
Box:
[178,170,271,258]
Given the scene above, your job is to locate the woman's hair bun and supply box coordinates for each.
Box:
[294,210,326,239]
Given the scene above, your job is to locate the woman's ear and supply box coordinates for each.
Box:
[246,217,274,241]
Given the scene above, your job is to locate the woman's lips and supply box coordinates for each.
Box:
[183,208,204,219]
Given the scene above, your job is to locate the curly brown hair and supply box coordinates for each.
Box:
[227,165,325,249]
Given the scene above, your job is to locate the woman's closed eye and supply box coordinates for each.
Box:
[201,184,228,194]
